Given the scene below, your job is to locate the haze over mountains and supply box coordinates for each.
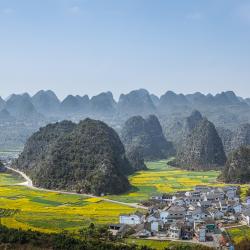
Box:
[1,89,250,123]
[6,88,250,192]
[1,89,250,155]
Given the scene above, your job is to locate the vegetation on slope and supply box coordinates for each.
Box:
[0,173,137,233]
[221,146,250,183]
[0,224,150,250]
[15,119,132,195]
[176,118,226,170]
[121,115,174,161]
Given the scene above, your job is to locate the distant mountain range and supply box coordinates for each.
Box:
[1,89,250,124]
[2,89,250,152]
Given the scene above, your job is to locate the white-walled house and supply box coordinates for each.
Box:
[196,226,206,242]
[119,213,143,225]
[160,211,169,223]
[209,209,224,220]
[151,221,160,232]
[147,212,160,223]
[233,204,242,213]
[242,210,250,226]
[168,223,182,239]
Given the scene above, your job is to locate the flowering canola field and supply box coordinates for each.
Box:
[0,175,137,233]
[1,160,248,234]
[108,160,228,203]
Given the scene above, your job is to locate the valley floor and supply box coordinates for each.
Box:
[107,160,249,203]
[0,159,249,248]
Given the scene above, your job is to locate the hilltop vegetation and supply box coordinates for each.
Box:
[218,123,250,155]
[15,119,132,195]
[176,118,226,170]
[221,146,250,183]
[0,160,5,172]
[121,115,174,161]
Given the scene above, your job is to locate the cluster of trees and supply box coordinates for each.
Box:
[234,238,250,250]
[0,224,218,250]
[220,146,250,183]
[0,224,149,250]
[0,160,5,172]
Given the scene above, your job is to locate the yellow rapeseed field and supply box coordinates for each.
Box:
[1,160,249,234]
[107,160,224,203]
[0,176,137,233]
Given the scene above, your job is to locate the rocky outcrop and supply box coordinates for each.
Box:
[221,146,250,183]
[121,115,174,161]
[176,118,226,169]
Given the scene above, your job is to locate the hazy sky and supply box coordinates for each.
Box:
[0,0,250,100]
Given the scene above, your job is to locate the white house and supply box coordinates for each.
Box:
[160,211,169,223]
[147,213,160,223]
[242,210,250,226]
[246,197,250,206]
[119,213,143,225]
[208,209,224,220]
[168,222,182,239]
[226,189,236,199]
[197,226,206,242]
[233,204,242,213]
[150,221,160,232]
[219,201,228,212]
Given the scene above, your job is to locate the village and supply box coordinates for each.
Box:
[110,186,250,248]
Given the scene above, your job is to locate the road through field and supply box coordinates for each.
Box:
[5,165,147,210]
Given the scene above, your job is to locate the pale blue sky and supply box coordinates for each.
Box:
[0,0,250,99]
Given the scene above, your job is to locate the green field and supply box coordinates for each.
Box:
[125,238,199,249]
[1,159,249,248]
[227,226,250,244]
[0,174,137,233]
[107,160,222,203]
[0,172,24,185]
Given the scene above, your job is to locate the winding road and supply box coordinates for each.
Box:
[5,165,148,210]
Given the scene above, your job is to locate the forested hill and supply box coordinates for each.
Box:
[176,118,226,170]
[14,119,132,195]
[221,146,250,183]
[121,115,174,161]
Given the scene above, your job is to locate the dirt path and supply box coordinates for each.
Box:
[5,165,148,210]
